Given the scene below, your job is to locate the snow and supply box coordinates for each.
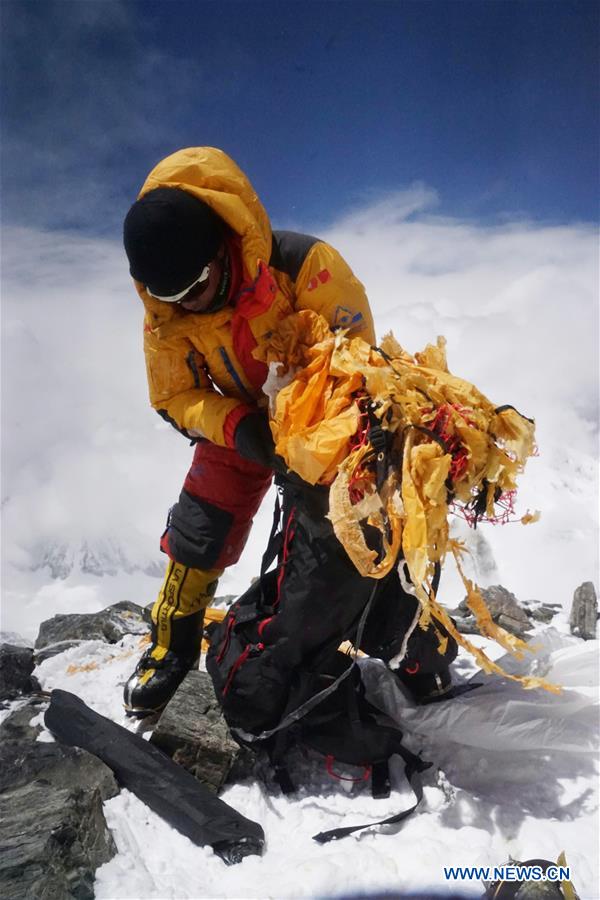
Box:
[27,622,599,899]
[2,206,598,897]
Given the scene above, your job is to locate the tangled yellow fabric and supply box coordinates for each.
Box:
[257,310,557,693]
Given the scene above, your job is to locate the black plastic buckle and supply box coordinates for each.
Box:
[371,760,391,799]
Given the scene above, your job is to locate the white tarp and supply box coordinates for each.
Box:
[360,629,599,762]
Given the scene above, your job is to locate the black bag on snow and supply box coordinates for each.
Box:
[44,689,264,864]
[205,480,455,841]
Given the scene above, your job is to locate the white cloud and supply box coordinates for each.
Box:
[1,198,598,635]
[324,204,598,450]
[1,227,191,573]
[328,184,440,231]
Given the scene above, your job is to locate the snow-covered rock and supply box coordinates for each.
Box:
[569,581,598,641]
[35,600,149,662]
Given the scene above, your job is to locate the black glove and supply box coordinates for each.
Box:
[234,412,277,469]
[368,421,387,454]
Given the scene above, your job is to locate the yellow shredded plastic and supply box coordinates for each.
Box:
[257,311,556,691]
[329,443,403,578]
[556,852,579,900]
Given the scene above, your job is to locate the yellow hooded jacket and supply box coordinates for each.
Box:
[133,148,376,447]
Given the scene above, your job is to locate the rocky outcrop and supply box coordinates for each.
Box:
[0,701,118,899]
[452,584,533,637]
[449,584,563,637]
[35,601,150,662]
[478,585,533,637]
[150,670,255,792]
[521,601,562,624]
[0,644,39,701]
[569,581,598,640]
[451,614,481,635]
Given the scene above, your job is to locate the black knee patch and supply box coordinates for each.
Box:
[163,489,233,569]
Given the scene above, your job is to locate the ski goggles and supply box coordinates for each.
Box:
[147,263,211,303]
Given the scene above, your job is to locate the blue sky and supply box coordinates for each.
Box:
[1,0,598,236]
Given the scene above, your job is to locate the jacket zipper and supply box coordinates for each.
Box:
[218,346,255,404]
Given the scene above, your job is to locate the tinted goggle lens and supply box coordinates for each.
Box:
[147,264,211,302]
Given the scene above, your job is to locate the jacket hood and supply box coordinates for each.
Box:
[139,147,272,280]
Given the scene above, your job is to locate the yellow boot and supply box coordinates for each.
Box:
[123,562,222,717]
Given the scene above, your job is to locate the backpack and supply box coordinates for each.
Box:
[205,483,436,842]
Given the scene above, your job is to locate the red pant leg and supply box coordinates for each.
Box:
[160,440,273,570]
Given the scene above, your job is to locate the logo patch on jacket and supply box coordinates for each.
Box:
[307,269,332,291]
[334,306,364,330]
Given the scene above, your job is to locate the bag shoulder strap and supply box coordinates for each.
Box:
[232,579,379,744]
[312,747,431,844]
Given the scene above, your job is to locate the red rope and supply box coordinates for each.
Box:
[423,403,478,488]
[451,489,519,527]
[325,755,372,783]
[348,464,369,504]
[275,506,296,607]
[257,616,274,636]
[216,614,236,663]
[222,642,265,696]
[450,447,469,481]
[349,394,371,452]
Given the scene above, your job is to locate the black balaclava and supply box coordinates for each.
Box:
[123,188,223,297]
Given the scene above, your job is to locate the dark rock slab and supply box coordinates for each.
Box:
[35,601,150,662]
[496,613,531,637]
[150,670,255,793]
[0,701,118,899]
[569,581,598,640]
[522,601,560,624]
[453,615,480,635]
[459,585,532,637]
[0,644,40,701]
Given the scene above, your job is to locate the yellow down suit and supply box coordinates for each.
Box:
[130,148,376,655]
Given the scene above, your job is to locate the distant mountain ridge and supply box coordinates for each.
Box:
[29,538,164,580]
